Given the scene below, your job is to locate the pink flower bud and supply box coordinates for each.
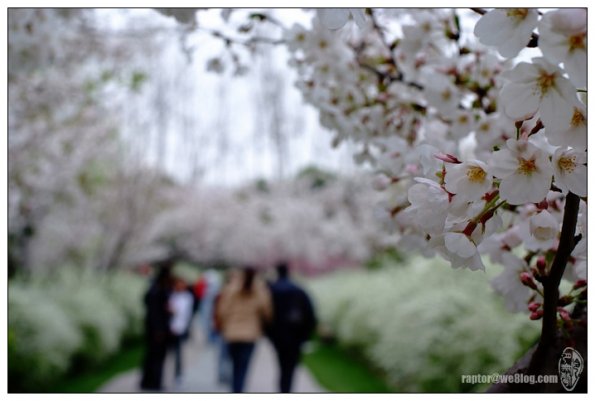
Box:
[520,272,538,290]
[536,257,546,274]
[573,279,587,290]
[557,307,571,322]
[530,310,544,320]
[528,302,541,312]
[434,152,461,164]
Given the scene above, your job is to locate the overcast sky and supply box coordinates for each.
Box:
[96,8,359,188]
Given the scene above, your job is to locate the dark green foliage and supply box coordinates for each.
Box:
[303,339,393,393]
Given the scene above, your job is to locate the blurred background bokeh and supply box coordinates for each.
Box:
[8,8,540,393]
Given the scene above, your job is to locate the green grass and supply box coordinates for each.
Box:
[303,339,394,393]
[48,340,144,393]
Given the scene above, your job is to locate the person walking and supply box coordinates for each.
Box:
[168,276,194,387]
[140,258,174,391]
[215,267,272,393]
[199,269,221,344]
[267,262,317,393]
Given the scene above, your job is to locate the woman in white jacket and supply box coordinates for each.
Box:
[169,276,194,386]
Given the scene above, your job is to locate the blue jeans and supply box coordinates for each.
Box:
[170,334,183,380]
[227,342,255,393]
[218,338,232,384]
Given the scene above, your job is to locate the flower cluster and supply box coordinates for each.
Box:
[282,8,586,313]
[148,173,391,273]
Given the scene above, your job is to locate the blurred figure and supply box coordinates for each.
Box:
[168,276,194,386]
[268,262,317,393]
[216,267,272,393]
[140,259,174,391]
[183,280,200,341]
[199,269,221,344]
[213,271,235,385]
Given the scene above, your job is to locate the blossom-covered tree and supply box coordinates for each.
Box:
[8,9,178,275]
[146,170,390,273]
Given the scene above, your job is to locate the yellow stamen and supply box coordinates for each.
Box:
[570,108,585,128]
[568,33,586,52]
[506,8,529,21]
[441,89,452,101]
[466,166,486,183]
[558,156,576,174]
[536,70,556,96]
[478,122,491,132]
[517,158,538,175]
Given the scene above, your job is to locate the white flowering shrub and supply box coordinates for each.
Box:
[308,257,539,392]
[104,273,147,339]
[8,283,83,390]
[8,269,146,391]
[48,270,127,365]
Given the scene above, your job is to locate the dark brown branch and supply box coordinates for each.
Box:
[528,192,581,372]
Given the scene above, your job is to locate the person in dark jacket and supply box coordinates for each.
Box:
[140,258,174,391]
[267,262,317,393]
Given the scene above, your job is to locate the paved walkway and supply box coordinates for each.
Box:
[99,326,324,393]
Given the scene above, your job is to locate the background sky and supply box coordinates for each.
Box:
[95,8,360,188]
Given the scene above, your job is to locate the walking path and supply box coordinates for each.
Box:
[99,326,324,393]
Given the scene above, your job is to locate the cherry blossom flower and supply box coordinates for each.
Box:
[317,9,366,30]
[444,160,492,201]
[539,9,587,88]
[471,53,502,87]
[491,253,535,312]
[552,147,586,196]
[403,178,450,235]
[422,72,460,118]
[522,209,560,251]
[489,139,553,205]
[284,23,309,52]
[498,57,577,128]
[477,227,523,264]
[430,233,485,271]
[473,113,510,152]
[450,110,476,140]
[474,8,539,58]
[544,101,586,150]
[399,12,448,57]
